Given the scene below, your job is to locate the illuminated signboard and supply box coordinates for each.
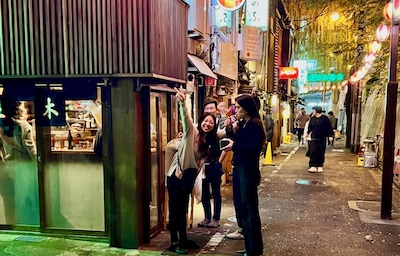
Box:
[217,0,246,11]
[307,73,344,82]
[215,4,232,28]
[245,0,269,31]
[241,25,263,61]
[279,67,299,79]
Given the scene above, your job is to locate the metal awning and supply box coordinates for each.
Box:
[187,54,217,79]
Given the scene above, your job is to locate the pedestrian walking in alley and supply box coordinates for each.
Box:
[295,107,309,147]
[305,105,334,173]
[222,94,266,256]
[327,111,337,146]
[166,87,219,254]
[198,97,226,229]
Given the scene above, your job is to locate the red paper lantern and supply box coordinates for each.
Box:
[394,0,400,17]
[376,24,390,41]
[363,53,376,63]
[384,2,392,21]
[384,0,400,21]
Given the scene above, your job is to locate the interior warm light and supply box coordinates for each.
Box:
[376,24,391,41]
[271,94,278,106]
[283,108,290,119]
[369,40,382,54]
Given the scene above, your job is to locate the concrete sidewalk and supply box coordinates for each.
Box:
[1,137,400,255]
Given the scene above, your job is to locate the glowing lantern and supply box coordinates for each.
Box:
[384,0,400,21]
[384,2,393,21]
[350,73,359,84]
[376,24,390,41]
[363,53,376,63]
[369,40,381,54]
[271,94,278,106]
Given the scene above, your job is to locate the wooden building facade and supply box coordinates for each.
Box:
[0,0,188,249]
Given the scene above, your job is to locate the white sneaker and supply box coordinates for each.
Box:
[308,167,317,173]
[226,229,244,240]
[317,167,324,173]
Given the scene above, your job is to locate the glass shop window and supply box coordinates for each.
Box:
[50,100,101,153]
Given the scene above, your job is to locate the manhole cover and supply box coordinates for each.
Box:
[15,236,46,243]
[296,179,328,186]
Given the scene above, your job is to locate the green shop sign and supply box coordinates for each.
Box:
[307,73,344,82]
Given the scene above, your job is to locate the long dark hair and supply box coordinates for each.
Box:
[197,112,219,160]
[236,94,266,144]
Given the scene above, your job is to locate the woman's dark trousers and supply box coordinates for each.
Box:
[297,128,305,143]
[232,166,243,229]
[201,175,222,221]
[309,139,327,167]
[235,166,263,255]
[167,174,190,244]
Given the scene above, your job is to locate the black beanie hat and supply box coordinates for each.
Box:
[312,105,323,114]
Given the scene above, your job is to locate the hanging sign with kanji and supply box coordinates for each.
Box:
[36,87,66,126]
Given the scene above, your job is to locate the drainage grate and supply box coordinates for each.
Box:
[15,236,46,243]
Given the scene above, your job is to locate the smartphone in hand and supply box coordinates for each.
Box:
[219,138,230,149]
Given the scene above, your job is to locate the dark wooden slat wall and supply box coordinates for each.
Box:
[149,0,188,81]
[0,0,187,82]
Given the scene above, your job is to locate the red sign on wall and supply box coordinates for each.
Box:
[205,77,216,87]
[279,67,299,79]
